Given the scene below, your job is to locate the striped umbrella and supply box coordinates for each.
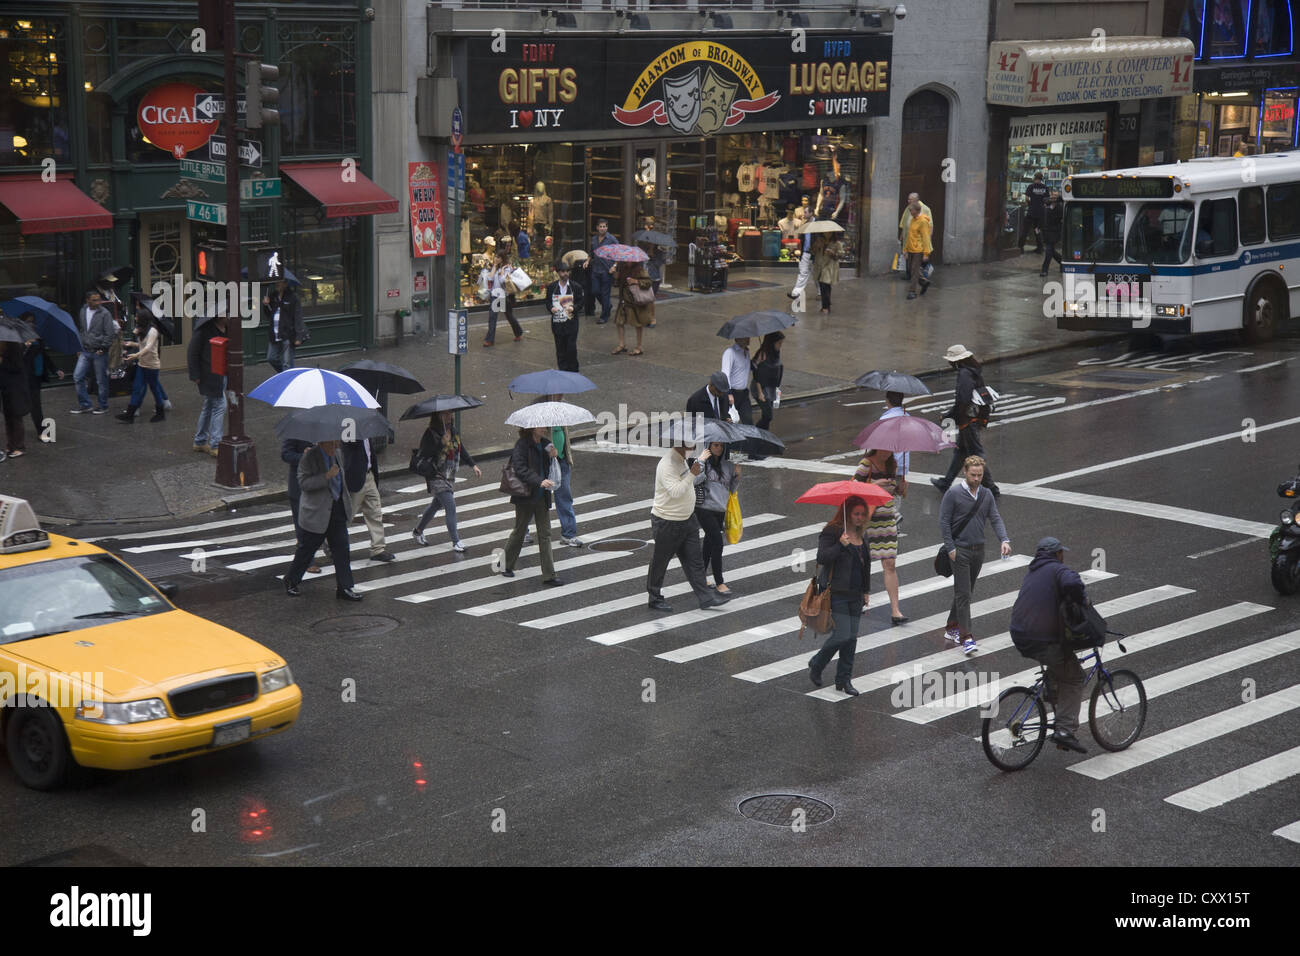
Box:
[593,243,649,263]
[248,367,380,409]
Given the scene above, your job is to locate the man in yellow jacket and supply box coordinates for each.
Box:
[903,199,933,300]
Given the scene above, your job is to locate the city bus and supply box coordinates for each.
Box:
[1057,153,1300,342]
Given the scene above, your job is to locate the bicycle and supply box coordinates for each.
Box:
[981,636,1147,771]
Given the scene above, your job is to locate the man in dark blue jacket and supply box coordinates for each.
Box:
[1010,536,1088,753]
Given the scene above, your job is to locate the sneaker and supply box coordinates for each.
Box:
[163,399,173,411]
[561,536,583,547]
[962,637,978,656]
[452,541,466,553]
[411,529,427,546]
[944,626,962,644]
[523,532,534,545]
[91,408,107,415]
[69,407,90,414]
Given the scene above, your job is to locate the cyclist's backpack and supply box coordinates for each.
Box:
[1061,595,1107,649]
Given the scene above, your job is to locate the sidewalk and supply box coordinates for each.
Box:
[2,260,1107,525]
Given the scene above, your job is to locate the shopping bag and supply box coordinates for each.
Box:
[547,458,562,487]
[724,491,743,544]
[509,267,532,292]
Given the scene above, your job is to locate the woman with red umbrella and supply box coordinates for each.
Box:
[807,495,874,696]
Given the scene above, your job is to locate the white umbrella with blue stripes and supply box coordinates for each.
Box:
[248,367,380,409]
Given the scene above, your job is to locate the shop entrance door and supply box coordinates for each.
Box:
[137,212,192,370]
[899,91,949,264]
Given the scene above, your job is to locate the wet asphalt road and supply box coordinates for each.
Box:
[4,333,1300,866]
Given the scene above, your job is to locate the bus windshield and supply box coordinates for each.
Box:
[1125,202,1194,265]
[1063,202,1126,263]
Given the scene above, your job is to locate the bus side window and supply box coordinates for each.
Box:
[1196,198,1238,258]
[1239,187,1266,245]
[1267,182,1300,241]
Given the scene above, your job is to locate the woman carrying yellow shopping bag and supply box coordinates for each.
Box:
[694,441,741,594]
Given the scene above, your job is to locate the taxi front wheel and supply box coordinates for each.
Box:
[5,706,82,791]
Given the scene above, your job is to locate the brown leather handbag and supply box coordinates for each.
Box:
[797,565,832,639]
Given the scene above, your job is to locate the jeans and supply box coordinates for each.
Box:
[1025,642,1085,733]
[129,367,168,408]
[286,496,353,591]
[486,293,522,343]
[809,596,864,686]
[504,496,554,578]
[948,544,986,638]
[698,508,726,584]
[266,339,295,373]
[646,513,712,605]
[73,351,109,410]
[592,271,612,321]
[193,378,227,447]
[416,486,459,542]
[554,459,578,539]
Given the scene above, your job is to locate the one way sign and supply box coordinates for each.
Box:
[194,93,246,121]
[208,134,261,168]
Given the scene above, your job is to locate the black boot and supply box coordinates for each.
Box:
[116,405,138,423]
[149,406,165,422]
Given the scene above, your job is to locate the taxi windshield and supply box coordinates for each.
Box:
[0,554,170,644]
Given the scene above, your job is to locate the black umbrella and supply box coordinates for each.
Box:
[854,370,932,396]
[732,423,785,456]
[659,417,743,447]
[717,310,797,340]
[632,229,674,246]
[399,394,485,421]
[97,264,135,292]
[339,359,425,395]
[274,405,393,444]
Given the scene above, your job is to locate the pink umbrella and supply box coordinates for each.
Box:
[852,414,954,453]
[593,243,649,263]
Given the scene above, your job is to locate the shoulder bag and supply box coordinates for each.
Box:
[628,281,656,307]
[797,564,833,639]
[499,455,530,497]
[934,503,979,577]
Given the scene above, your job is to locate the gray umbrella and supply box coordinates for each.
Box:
[717,311,797,339]
[632,229,675,246]
[274,405,393,444]
[659,416,743,447]
[0,316,34,344]
[399,394,485,421]
[854,370,932,395]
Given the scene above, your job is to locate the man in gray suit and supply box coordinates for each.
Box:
[284,439,362,600]
[71,290,116,414]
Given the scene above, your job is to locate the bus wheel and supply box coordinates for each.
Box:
[1243,285,1282,344]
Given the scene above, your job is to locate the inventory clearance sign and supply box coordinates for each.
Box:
[456,33,892,139]
[1008,113,1108,145]
[987,38,1194,107]
[408,162,445,258]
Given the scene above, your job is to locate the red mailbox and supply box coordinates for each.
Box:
[210,336,229,375]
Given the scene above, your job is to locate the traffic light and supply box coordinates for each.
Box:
[196,243,225,279]
[251,248,285,282]
[245,60,280,129]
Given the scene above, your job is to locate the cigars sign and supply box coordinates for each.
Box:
[458,33,891,140]
[136,82,220,159]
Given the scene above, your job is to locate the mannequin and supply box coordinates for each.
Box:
[531,181,553,230]
[815,149,849,223]
[793,196,811,225]
[778,206,800,239]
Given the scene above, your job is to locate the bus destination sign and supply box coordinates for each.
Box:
[1071,177,1175,199]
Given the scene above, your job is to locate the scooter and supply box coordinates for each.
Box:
[1270,465,1300,595]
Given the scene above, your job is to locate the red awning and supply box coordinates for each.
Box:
[281,162,399,218]
[0,175,113,234]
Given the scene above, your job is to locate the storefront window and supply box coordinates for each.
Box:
[715,128,867,267]
[1208,0,1248,58]
[0,17,71,168]
[1260,90,1297,150]
[1253,0,1293,56]
[461,143,585,309]
[0,225,99,339]
[1005,130,1105,250]
[280,207,361,318]
[279,24,358,158]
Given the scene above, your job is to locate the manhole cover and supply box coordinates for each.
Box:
[311,614,401,638]
[738,793,834,828]
[587,537,650,553]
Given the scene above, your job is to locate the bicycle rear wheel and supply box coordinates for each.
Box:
[1089,669,1147,751]
[982,686,1047,771]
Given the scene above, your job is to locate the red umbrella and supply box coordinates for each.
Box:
[593,243,649,263]
[797,479,893,527]
[852,414,954,453]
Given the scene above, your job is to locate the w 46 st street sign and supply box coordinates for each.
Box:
[186,200,227,226]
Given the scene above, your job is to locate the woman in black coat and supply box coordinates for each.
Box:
[807,495,874,696]
[412,410,481,551]
[0,341,31,457]
[19,313,63,438]
[501,426,560,585]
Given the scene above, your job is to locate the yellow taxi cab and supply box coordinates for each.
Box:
[0,495,301,789]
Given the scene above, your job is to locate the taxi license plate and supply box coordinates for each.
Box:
[212,718,251,747]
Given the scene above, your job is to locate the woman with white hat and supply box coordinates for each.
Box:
[932,344,1001,496]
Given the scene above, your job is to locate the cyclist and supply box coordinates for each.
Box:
[1009,536,1088,754]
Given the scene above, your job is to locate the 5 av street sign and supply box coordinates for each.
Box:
[240,177,282,200]
[208,135,262,168]
[186,200,227,226]
[194,93,246,121]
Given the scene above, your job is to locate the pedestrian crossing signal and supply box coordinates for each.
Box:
[196,243,224,280]
[252,248,284,282]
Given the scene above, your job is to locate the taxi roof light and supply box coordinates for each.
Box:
[0,495,49,554]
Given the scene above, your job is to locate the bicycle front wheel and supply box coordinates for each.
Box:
[982,686,1047,771]
[1089,669,1147,751]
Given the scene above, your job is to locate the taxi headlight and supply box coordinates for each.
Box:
[76,698,168,724]
[260,666,294,694]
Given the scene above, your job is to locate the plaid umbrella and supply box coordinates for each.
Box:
[593,243,649,263]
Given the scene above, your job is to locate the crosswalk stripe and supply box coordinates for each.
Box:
[729,556,1040,682]
[222,493,616,572]
[1274,821,1300,843]
[1164,743,1300,812]
[984,617,1290,749]
[464,515,794,618]
[591,552,1036,650]
[292,498,656,592]
[891,587,1226,718]
[1069,683,1300,780]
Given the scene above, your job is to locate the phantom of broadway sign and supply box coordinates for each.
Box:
[458,34,892,139]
